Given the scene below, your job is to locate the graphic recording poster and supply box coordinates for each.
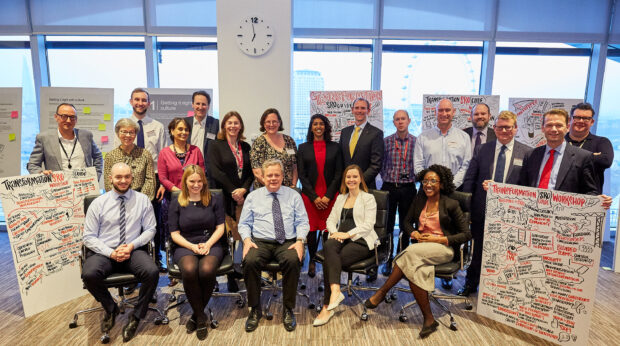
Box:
[478,183,604,345]
[0,87,22,177]
[310,90,383,142]
[0,168,99,317]
[422,94,500,131]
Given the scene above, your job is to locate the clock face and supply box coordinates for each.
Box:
[236,16,274,56]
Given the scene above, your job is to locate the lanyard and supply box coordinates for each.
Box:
[228,140,244,170]
[568,139,586,149]
[58,134,78,169]
[394,137,409,175]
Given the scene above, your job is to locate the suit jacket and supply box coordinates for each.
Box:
[297,140,343,201]
[207,139,253,216]
[339,123,384,188]
[186,115,219,186]
[463,140,531,224]
[326,190,378,250]
[27,129,103,179]
[402,193,472,254]
[518,142,598,195]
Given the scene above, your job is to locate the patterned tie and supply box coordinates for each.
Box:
[493,145,507,183]
[271,193,286,244]
[538,149,555,189]
[349,127,360,158]
[118,195,126,245]
[474,131,482,154]
[137,120,145,148]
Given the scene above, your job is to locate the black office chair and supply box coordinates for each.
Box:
[157,189,246,328]
[314,189,390,321]
[68,194,164,344]
[394,191,474,330]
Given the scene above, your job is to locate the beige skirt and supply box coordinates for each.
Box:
[394,242,454,292]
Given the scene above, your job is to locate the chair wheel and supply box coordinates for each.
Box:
[68,321,78,328]
[390,293,397,301]
[384,296,392,303]
[101,334,110,344]
[300,283,306,290]
[161,317,169,325]
[465,303,473,310]
[308,303,316,309]
[360,313,369,321]
[399,315,408,322]
[236,299,246,308]
[210,320,219,329]
[266,313,273,320]
[315,305,322,313]
[168,295,177,302]
[154,318,162,325]
[318,285,324,292]
[450,322,457,331]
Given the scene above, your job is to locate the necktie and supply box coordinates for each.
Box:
[349,127,360,158]
[493,145,507,183]
[118,195,126,245]
[271,192,286,244]
[137,120,145,148]
[474,131,482,154]
[538,149,555,189]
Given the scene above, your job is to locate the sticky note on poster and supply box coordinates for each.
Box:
[103,114,112,121]
[83,107,91,114]
[101,136,109,143]
[98,123,106,131]
[11,111,19,119]
[9,133,16,141]
[187,111,194,117]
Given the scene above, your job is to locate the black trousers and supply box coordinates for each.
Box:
[322,238,372,305]
[242,239,301,310]
[152,173,164,264]
[381,182,416,255]
[465,219,484,287]
[81,249,159,319]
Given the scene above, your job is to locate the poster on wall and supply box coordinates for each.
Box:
[509,98,582,148]
[0,167,99,317]
[421,94,500,131]
[477,182,604,345]
[0,88,23,177]
[39,87,115,154]
[309,90,383,142]
[146,88,213,131]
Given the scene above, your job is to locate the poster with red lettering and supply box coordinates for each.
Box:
[310,90,383,142]
[421,94,500,131]
[478,182,605,345]
[0,168,99,317]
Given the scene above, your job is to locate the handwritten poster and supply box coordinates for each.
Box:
[0,168,99,317]
[478,183,604,345]
[509,98,582,148]
[310,90,383,142]
[0,88,22,177]
[422,94,500,131]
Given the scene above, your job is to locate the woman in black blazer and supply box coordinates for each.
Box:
[364,164,471,338]
[297,114,343,277]
[207,111,253,291]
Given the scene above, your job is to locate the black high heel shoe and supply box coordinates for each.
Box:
[364,296,382,309]
[419,320,439,338]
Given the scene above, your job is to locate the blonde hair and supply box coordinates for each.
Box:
[340,164,368,194]
[178,165,211,207]
[497,110,517,123]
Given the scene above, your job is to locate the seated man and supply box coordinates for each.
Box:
[82,162,159,342]
[239,159,309,332]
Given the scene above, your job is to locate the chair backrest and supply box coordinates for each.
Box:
[171,188,223,201]
[84,194,98,214]
[370,189,390,263]
[448,191,471,225]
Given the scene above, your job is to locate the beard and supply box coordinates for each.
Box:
[133,106,147,116]
[113,183,131,194]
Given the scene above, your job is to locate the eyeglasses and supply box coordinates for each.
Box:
[421,179,440,185]
[119,130,136,136]
[495,125,514,132]
[57,114,77,121]
[572,116,593,122]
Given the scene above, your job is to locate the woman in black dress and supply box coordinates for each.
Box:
[168,165,225,340]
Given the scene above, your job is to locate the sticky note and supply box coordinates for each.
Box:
[8,133,16,141]
[83,107,91,114]
[103,114,112,121]
[10,111,18,119]
[187,110,195,117]
[102,152,107,160]
[98,123,106,131]
[101,136,109,143]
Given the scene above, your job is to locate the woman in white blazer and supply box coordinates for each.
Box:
[313,164,378,326]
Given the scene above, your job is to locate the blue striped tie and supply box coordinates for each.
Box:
[271,193,286,244]
[119,195,126,245]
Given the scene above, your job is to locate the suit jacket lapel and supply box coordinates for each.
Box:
[555,145,573,190]
[484,144,495,180]
[351,125,369,158]
[530,148,546,187]
[342,127,352,160]
[50,132,64,169]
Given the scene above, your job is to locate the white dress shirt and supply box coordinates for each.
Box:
[57,129,85,170]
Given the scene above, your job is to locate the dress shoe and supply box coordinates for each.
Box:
[245,307,262,332]
[327,292,345,311]
[122,315,140,342]
[186,314,197,333]
[313,310,335,327]
[308,262,316,278]
[419,320,439,338]
[196,320,208,340]
[227,278,239,293]
[366,268,378,282]
[364,295,382,309]
[457,284,477,297]
[441,278,453,290]
[283,308,296,332]
[101,304,119,333]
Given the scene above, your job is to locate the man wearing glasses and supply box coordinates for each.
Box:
[27,103,103,179]
[565,102,613,194]
[459,110,531,296]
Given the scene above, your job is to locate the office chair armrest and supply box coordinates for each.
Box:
[79,244,86,275]
[147,239,156,262]
[374,239,381,266]
[459,239,474,270]
[165,239,175,269]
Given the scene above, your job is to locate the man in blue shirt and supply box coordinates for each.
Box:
[82,162,159,342]
[239,159,309,333]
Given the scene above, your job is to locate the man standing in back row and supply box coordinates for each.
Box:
[463,103,496,156]
[186,90,219,188]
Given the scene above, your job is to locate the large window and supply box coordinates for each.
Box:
[381,40,482,136]
[292,39,372,144]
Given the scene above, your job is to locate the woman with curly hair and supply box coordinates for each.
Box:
[363,164,471,338]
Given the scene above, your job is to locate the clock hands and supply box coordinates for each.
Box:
[251,23,256,42]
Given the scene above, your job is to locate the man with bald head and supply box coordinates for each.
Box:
[463,103,496,155]
[82,163,159,342]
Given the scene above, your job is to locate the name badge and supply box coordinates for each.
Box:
[147,130,156,138]
[286,149,296,155]
[513,158,523,166]
[206,133,216,140]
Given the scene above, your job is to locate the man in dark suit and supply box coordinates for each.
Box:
[463,103,496,156]
[27,103,103,179]
[339,97,384,189]
[459,110,530,296]
[565,102,614,194]
[186,90,219,187]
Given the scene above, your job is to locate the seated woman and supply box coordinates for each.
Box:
[364,164,471,338]
[313,164,378,327]
[168,165,225,341]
